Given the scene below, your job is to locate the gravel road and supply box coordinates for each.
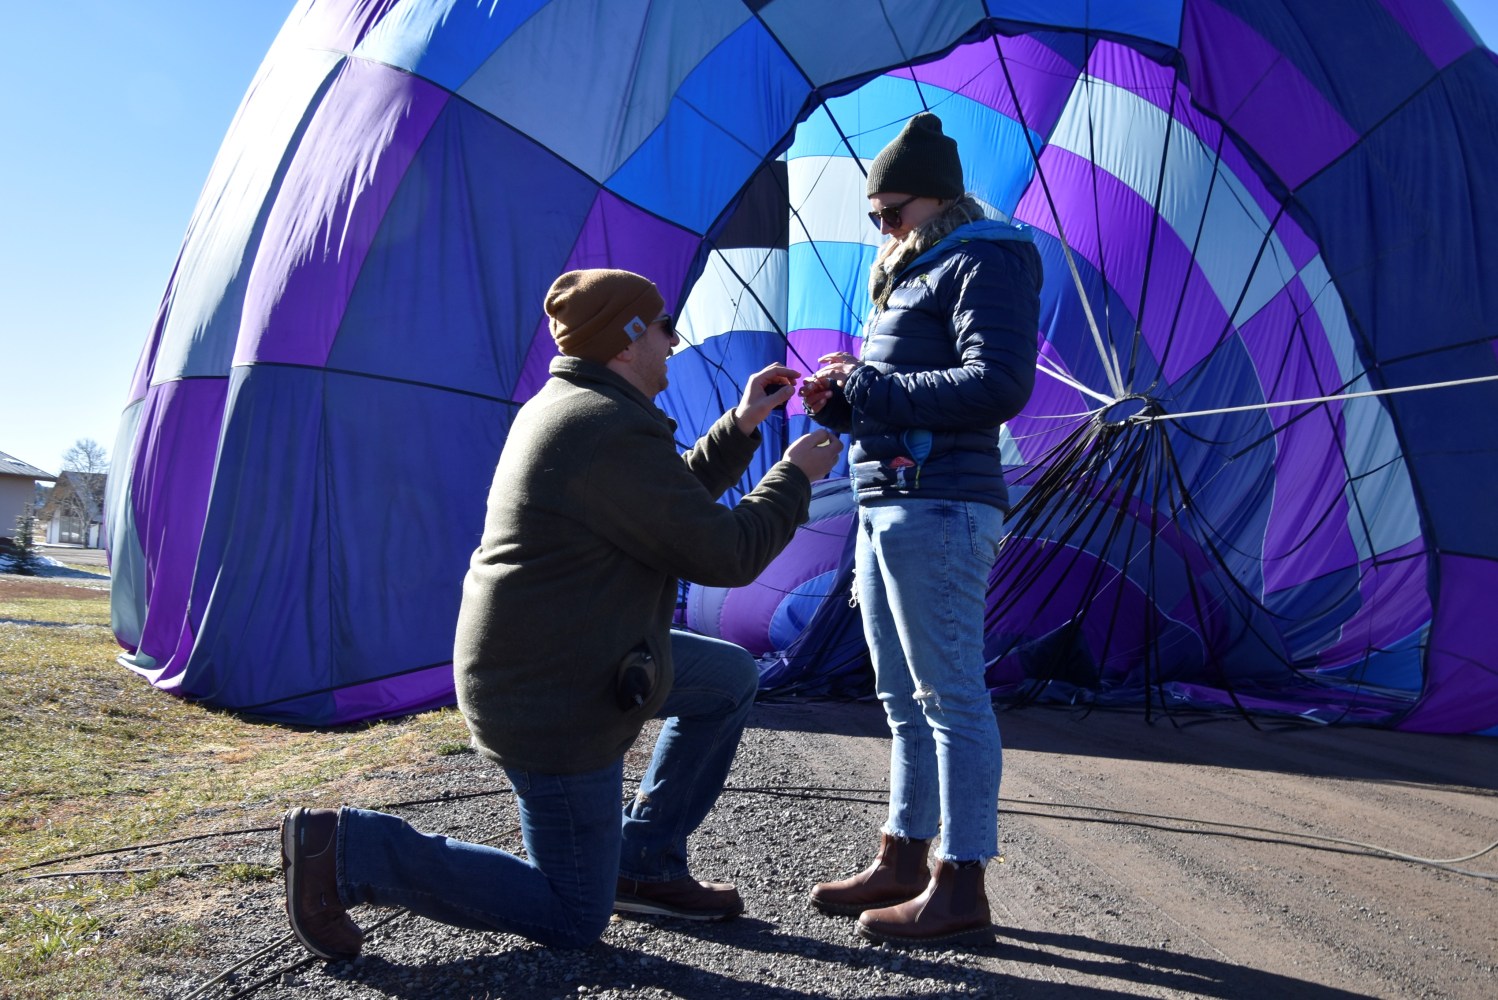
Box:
[137,699,1495,999]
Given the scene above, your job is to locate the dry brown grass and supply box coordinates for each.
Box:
[0,569,472,997]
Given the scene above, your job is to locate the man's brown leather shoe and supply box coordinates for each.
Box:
[615,875,744,921]
[281,807,364,960]
[810,833,931,916]
[857,859,993,947]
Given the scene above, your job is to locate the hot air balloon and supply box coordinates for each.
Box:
[108,0,1498,734]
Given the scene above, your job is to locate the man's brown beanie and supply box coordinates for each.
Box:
[544,269,665,363]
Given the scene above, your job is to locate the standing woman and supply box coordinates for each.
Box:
[801,113,1042,946]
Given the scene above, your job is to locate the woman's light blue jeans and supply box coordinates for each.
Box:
[334,630,758,947]
[856,497,1005,862]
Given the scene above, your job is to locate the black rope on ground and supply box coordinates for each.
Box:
[18,776,1494,999]
[0,826,278,879]
[184,784,1498,998]
[178,934,300,1000]
[0,787,513,878]
[18,861,256,881]
[23,780,1494,885]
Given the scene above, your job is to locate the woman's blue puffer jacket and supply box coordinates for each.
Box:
[812,218,1042,512]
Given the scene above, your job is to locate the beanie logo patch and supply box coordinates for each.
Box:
[624,316,647,341]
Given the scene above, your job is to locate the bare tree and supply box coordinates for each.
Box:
[62,438,109,475]
[56,438,110,547]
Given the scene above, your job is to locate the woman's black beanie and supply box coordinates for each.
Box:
[865,112,964,199]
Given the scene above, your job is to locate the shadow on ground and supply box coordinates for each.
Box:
[749,698,1498,792]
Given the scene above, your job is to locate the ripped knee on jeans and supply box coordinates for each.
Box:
[913,683,941,710]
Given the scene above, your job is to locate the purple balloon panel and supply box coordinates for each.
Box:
[1241,286,1360,592]
[1310,540,1429,668]
[1400,554,1498,732]
[1014,145,1233,385]
[1181,1,1360,189]
[896,34,1079,137]
[1378,0,1480,67]
[513,191,701,400]
[122,378,229,686]
[237,61,448,368]
[331,664,458,725]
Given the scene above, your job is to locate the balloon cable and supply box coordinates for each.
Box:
[1128,372,1498,423]
[1035,357,1114,404]
[20,776,1495,999]
[991,35,1126,398]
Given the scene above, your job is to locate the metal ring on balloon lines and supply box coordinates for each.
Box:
[1101,394,1163,428]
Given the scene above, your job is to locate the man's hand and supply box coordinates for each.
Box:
[735,364,801,434]
[784,429,843,481]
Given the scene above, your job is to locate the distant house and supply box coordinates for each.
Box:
[0,450,58,542]
[39,470,109,549]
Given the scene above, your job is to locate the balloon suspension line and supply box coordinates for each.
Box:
[992,38,1125,398]
[1121,372,1498,423]
[1058,235,1127,399]
[984,33,1489,728]
[1036,357,1115,405]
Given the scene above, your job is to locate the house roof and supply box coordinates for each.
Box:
[0,450,57,481]
[51,470,108,522]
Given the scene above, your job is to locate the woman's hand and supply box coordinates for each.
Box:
[798,353,859,415]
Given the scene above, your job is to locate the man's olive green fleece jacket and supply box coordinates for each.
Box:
[454,356,811,774]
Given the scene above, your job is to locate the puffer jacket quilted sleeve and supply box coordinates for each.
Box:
[835,220,1042,510]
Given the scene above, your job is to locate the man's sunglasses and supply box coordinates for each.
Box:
[652,314,674,337]
[867,194,920,230]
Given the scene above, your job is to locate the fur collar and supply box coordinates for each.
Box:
[868,195,988,311]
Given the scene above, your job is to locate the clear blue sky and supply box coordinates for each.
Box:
[1,1,1494,477]
[1,2,294,476]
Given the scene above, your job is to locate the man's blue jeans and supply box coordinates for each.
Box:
[856,497,1005,862]
[335,630,758,947]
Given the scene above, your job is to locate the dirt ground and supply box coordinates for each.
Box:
[10,561,1493,996]
[775,698,1498,998]
[123,697,1495,999]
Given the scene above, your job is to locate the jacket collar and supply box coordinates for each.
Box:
[901,217,1036,277]
[547,355,677,430]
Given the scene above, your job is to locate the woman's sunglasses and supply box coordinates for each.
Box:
[867,195,920,230]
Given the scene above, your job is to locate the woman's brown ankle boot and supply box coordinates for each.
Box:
[809,833,931,917]
[856,858,993,947]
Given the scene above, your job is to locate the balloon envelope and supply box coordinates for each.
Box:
[108,0,1498,733]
